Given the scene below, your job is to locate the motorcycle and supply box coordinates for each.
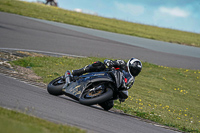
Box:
[47,69,129,111]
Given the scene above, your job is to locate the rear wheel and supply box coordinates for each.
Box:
[47,76,65,96]
[79,84,113,105]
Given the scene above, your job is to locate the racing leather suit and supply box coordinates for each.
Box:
[72,59,135,91]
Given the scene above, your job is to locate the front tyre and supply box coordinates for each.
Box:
[47,76,65,96]
[79,86,113,106]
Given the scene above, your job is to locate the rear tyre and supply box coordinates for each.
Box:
[47,76,65,96]
[79,87,113,106]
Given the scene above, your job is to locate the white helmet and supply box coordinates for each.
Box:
[127,58,142,77]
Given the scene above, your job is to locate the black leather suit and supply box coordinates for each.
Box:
[72,59,135,90]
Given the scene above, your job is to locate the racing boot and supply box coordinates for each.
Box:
[72,68,85,76]
[72,61,106,76]
[72,65,91,76]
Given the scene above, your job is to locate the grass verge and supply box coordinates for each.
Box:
[0,107,85,133]
[0,0,200,47]
[11,56,200,132]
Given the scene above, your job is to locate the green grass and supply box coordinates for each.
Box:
[1,0,200,132]
[0,107,85,133]
[0,0,200,47]
[11,56,200,132]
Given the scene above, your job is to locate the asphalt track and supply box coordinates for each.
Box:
[0,12,200,69]
[0,11,198,132]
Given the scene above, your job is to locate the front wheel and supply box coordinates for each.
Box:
[79,85,113,106]
[47,76,65,96]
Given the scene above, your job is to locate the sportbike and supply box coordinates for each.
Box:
[47,69,129,111]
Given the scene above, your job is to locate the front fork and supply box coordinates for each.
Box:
[62,70,72,89]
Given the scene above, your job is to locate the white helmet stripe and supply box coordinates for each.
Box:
[130,58,140,64]
[127,59,131,74]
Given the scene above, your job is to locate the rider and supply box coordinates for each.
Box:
[65,58,142,95]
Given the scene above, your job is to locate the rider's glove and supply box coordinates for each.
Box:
[104,59,114,68]
[115,60,126,66]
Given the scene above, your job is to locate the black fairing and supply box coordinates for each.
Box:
[62,71,116,100]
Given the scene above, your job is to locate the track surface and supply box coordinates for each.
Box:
[33,17,200,59]
[0,12,200,69]
[0,11,197,132]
